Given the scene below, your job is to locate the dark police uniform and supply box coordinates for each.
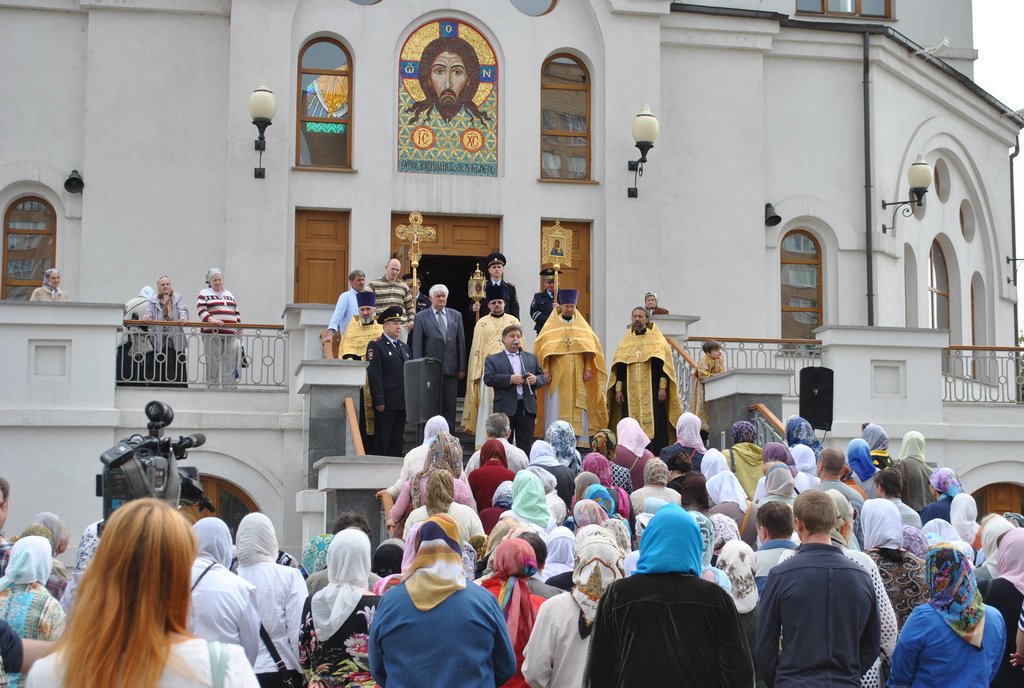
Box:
[366,308,410,456]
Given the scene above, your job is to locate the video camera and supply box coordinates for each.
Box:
[98,400,214,521]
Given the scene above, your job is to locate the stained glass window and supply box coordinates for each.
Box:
[298,38,353,168]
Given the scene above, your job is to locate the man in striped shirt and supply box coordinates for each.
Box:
[197,268,241,388]
[367,259,415,336]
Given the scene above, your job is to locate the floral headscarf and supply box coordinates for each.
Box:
[582,453,630,517]
[602,517,632,555]
[731,421,757,445]
[573,499,609,530]
[710,513,741,553]
[302,534,334,575]
[925,544,987,648]
[717,539,759,614]
[491,538,539,650]
[785,415,822,458]
[571,525,624,634]
[902,526,929,559]
[492,480,515,509]
[546,420,581,471]
[693,511,731,592]
[847,438,876,483]
[930,467,963,498]
[643,458,669,487]
[675,413,706,454]
[589,429,617,460]
[411,431,464,507]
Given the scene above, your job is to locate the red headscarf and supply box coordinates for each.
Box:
[480,438,508,469]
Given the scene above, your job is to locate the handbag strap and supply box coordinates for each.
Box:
[259,623,291,675]
[207,641,228,688]
[191,561,218,591]
[739,501,753,534]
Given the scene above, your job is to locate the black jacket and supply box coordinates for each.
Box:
[366,336,410,410]
[483,349,547,416]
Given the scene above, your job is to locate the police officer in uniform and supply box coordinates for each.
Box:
[472,251,519,319]
[366,306,410,456]
[529,268,556,335]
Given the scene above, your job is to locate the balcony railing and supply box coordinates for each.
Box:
[942,346,1024,404]
[117,321,287,389]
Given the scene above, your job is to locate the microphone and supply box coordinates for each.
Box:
[176,433,206,450]
[517,344,533,396]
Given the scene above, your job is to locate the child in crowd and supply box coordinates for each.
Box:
[693,340,726,444]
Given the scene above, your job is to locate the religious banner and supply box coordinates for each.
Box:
[398,19,498,177]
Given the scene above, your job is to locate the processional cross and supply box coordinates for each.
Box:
[394,211,436,295]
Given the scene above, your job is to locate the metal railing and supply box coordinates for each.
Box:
[116,321,287,389]
[749,402,785,444]
[942,346,1024,403]
[666,338,699,411]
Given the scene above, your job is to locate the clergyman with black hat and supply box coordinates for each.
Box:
[462,282,520,445]
[529,268,556,334]
[366,306,410,456]
[471,251,519,319]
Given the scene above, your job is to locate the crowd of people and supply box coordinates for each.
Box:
[2,416,1024,687]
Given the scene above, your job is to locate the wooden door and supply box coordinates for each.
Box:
[544,220,591,320]
[295,210,350,303]
[178,475,259,536]
[973,483,1024,515]
[390,214,500,259]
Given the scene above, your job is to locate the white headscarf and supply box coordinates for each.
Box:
[615,418,650,458]
[980,515,1015,579]
[0,536,52,589]
[235,513,279,566]
[571,525,624,626]
[922,518,961,542]
[542,527,575,581]
[528,440,560,467]
[421,416,449,449]
[717,539,758,614]
[706,471,748,513]
[860,499,904,551]
[950,493,980,544]
[311,529,371,642]
[700,449,728,480]
[193,518,234,568]
[790,444,817,477]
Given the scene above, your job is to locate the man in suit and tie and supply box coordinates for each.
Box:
[366,306,411,456]
[411,284,466,431]
[484,324,548,452]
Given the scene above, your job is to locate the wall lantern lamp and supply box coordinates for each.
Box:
[627,104,659,198]
[881,155,932,234]
[248,81,278,179]
[765,202,782,226]
[63,170,84,194]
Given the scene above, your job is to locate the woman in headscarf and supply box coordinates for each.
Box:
[922,519,970,552]
[142,274,189,386]
[979,527,1024,687]
[663,443,708,512]
[586,504,754,686]
[789,444,819,494]
[0,536,66,687]
[235,512,308,686]
[602,517,633,558]
[404,470,485,545]
[894,430,936,513]
[479,538,546,688]
[298,529,379,687]
[301,533,333,579]
[902,525,930,560]
[381,416,450,519]
[582,453,631,521]
[29,267,68,302]
[921,467,962,525]
[589,428,617,461]
[629,457,682,515]
[708,471,759,549]
[612,418,651,491]
[480,480,515,535]
[541,527,575,582]
[726,420,764,499]
[508,471,554,534]
[861,423,892,469]
[752,442,798,502]
[468,438,515,511]
[976,514,1015,583]
[546,420,582,472]
[572,499,610,532]
[528,440,575,511]
[700,448,728,481]
[949,493,982,552]
[716,540,764,688]
[860,499,928,629]
[674,412,707,469]
[369,515,516,687]
[371,539,404,580]
[784,415,822,458]
[573,471,600,507]
[59,519,101,615]
[522,526,624,688]
[692,511,731,592]
[390,431,475,528]
[757,464,796,508]
[846,438,878,499]
[888,545,1006,687]
[527,466,567,525]
[710,513,741,557]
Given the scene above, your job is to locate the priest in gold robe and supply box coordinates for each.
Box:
[607,306,683,451]
[534,289,608,442]
[339,291,383,447]
[462,283,520,446]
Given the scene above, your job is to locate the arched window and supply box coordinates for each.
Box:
[929,240,950,331]
[298,38,353,168]
[3,196,56,300]
[540,54,590,180]
[780,230,822,339]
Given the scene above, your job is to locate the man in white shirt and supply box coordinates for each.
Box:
[325,269,366,344]
[464,413,530,474]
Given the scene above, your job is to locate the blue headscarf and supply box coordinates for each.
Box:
[584,484,617,517]
[634,503,701,576]
[847,438,876,482]
[785,415,823,458]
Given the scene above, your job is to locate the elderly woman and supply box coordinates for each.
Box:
[784,415,822,458]
[847,438,878,499]
[629,457,682,514]
[529,440,575,510]
[507,471,554,534]
[468,438,515,511]
[196,267,241,388]
[888,545,1006,687]
[0,536,66,687]
[920,467,962,525]
[522,525,624,688]
[612,418,651,491]
[546,420,582,472]
[860,499,928,629]
[789,445,820,493]
[894,430,935,513]
[976,514,1015,583]
[390,432,475,528]
[708,471,758,549]
[717,539,764,687]
[527,466,567,525]
[752,443,798,502]
[727,420,764,499]
[950,493,982,552]
[673,412,706,469]
[979,527,1024,688]
[582,453,631,520]
[404,470,484,544]
[756,464,796,508]
[142,274,189,386]
[369,515,515,687]
[299,529,380,687]
[29,268,68,302]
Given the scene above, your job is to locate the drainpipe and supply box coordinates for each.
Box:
[1011,135,1020,345]
[863,32,875,326]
